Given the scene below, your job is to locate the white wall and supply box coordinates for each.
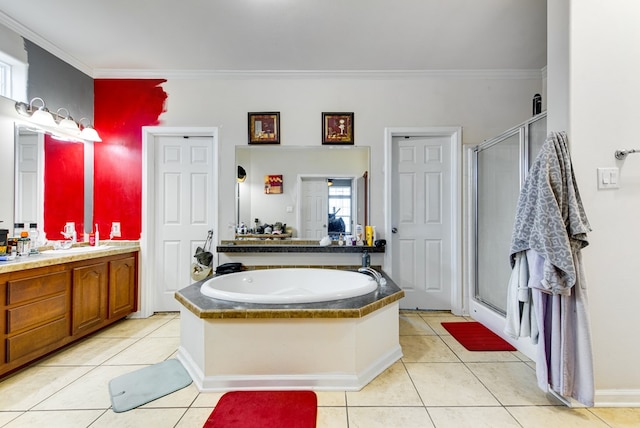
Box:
[548,0,640,405]
[160,76,542,241]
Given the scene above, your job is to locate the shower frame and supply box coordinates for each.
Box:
[468,112,546,356]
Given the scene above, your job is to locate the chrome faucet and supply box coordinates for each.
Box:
[61,230,77,243]
[357,266,387,286]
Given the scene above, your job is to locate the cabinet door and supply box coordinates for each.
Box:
[109,256,137,319]
[72,263,108,335]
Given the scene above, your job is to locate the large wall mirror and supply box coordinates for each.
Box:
[14,123,90,241]
[236,146,369,239]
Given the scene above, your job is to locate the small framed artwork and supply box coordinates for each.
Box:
[264,175,283,194]
[248,112,280,144]
[322,112,354,145]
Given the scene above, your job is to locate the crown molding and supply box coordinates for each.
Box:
[93,68,546,80]
[0,12,93,77]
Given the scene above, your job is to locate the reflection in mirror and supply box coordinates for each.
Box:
[14,126,44,231]
[14,123,89,241]
[236,146,369,239]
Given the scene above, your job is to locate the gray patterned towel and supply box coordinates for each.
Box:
[509,131,590,295]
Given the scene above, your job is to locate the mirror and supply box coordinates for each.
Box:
[14,124,89,241]
[236,146,369,239]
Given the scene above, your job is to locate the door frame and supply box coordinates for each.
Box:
[383,127,463,315]
[137,126,219,318]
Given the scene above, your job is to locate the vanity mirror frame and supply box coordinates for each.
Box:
[235,145,370,240]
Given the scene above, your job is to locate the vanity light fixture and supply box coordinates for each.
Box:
[14,97,102,143]
[56,108,81,135]
[26,97,57,128]
[78,118,102,142]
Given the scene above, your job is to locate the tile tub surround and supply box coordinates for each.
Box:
[175,269,404,392]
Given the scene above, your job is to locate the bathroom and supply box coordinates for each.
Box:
[0,0,639,411]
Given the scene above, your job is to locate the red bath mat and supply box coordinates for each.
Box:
[203,390,317,428]
[441,321,516,351]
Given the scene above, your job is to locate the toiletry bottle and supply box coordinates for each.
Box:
[18,231,30,256]
[95,224,100,246]
[365,226,373,246]
[28,223,39,252]
[89,229,96,246]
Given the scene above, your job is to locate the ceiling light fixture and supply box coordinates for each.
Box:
[15,97,101,143]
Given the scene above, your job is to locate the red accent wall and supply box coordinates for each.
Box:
[43,135,84,239]
[94,79,167,240]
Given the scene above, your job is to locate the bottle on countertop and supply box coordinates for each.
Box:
[28,223,39,253]
[95,224,100,246]
[17,231,30,256]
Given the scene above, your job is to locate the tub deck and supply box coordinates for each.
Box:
[175,269,404,319]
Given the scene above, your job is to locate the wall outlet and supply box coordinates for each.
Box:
[111,222,121,237]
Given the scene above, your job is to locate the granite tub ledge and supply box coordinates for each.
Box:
[218,240,385,254]
[175,270,403,319]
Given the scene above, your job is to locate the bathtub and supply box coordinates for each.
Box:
[176,267,404,392]
[200,268,378,304]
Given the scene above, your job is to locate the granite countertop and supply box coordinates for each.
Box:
[0,241,140,274]
[175,270,404,319]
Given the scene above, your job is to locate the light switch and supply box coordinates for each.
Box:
[286,205,294,213]
[597,167,620,189]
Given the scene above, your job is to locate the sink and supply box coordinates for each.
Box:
[41,245,114,256]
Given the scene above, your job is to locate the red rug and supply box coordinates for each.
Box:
[203,390,317,428]
[441,321,516,351]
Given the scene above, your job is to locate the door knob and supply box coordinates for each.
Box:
[392,227,398,233]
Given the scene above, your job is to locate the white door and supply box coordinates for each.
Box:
[154,135,215,311]
[391,135,452,310]
[300,177,328,239]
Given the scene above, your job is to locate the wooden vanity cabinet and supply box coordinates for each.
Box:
[72,262,108,335]
[0,250,138,378]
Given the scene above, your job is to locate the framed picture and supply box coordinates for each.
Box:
[322,112,354,145]
[265,175,283,194]
[248,112,280,144]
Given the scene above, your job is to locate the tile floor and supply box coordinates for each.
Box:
[0,311,639,427]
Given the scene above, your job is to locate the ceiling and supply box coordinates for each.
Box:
[0,0,547,78]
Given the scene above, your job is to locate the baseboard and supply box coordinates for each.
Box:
[594,389,640,407]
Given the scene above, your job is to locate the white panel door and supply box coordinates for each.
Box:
[15,131,42,224]
[392,135,452,310]
[300,177,328,239]
[154,135,214,311]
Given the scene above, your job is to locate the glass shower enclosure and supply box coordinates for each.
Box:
[471,113,547,317]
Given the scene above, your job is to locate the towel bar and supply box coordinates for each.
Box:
[615,149,640,160]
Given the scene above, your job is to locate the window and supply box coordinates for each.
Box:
[328,178,352,237]
[0,60,10,98]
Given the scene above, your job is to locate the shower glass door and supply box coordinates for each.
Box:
[472,113,547,315]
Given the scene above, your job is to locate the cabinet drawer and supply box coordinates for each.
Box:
[6,294,68,334]
[6,317,69,362]
[7,271,70,305]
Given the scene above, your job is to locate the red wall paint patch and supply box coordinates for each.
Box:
[94,79,167,240]
[43,135,84,240]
